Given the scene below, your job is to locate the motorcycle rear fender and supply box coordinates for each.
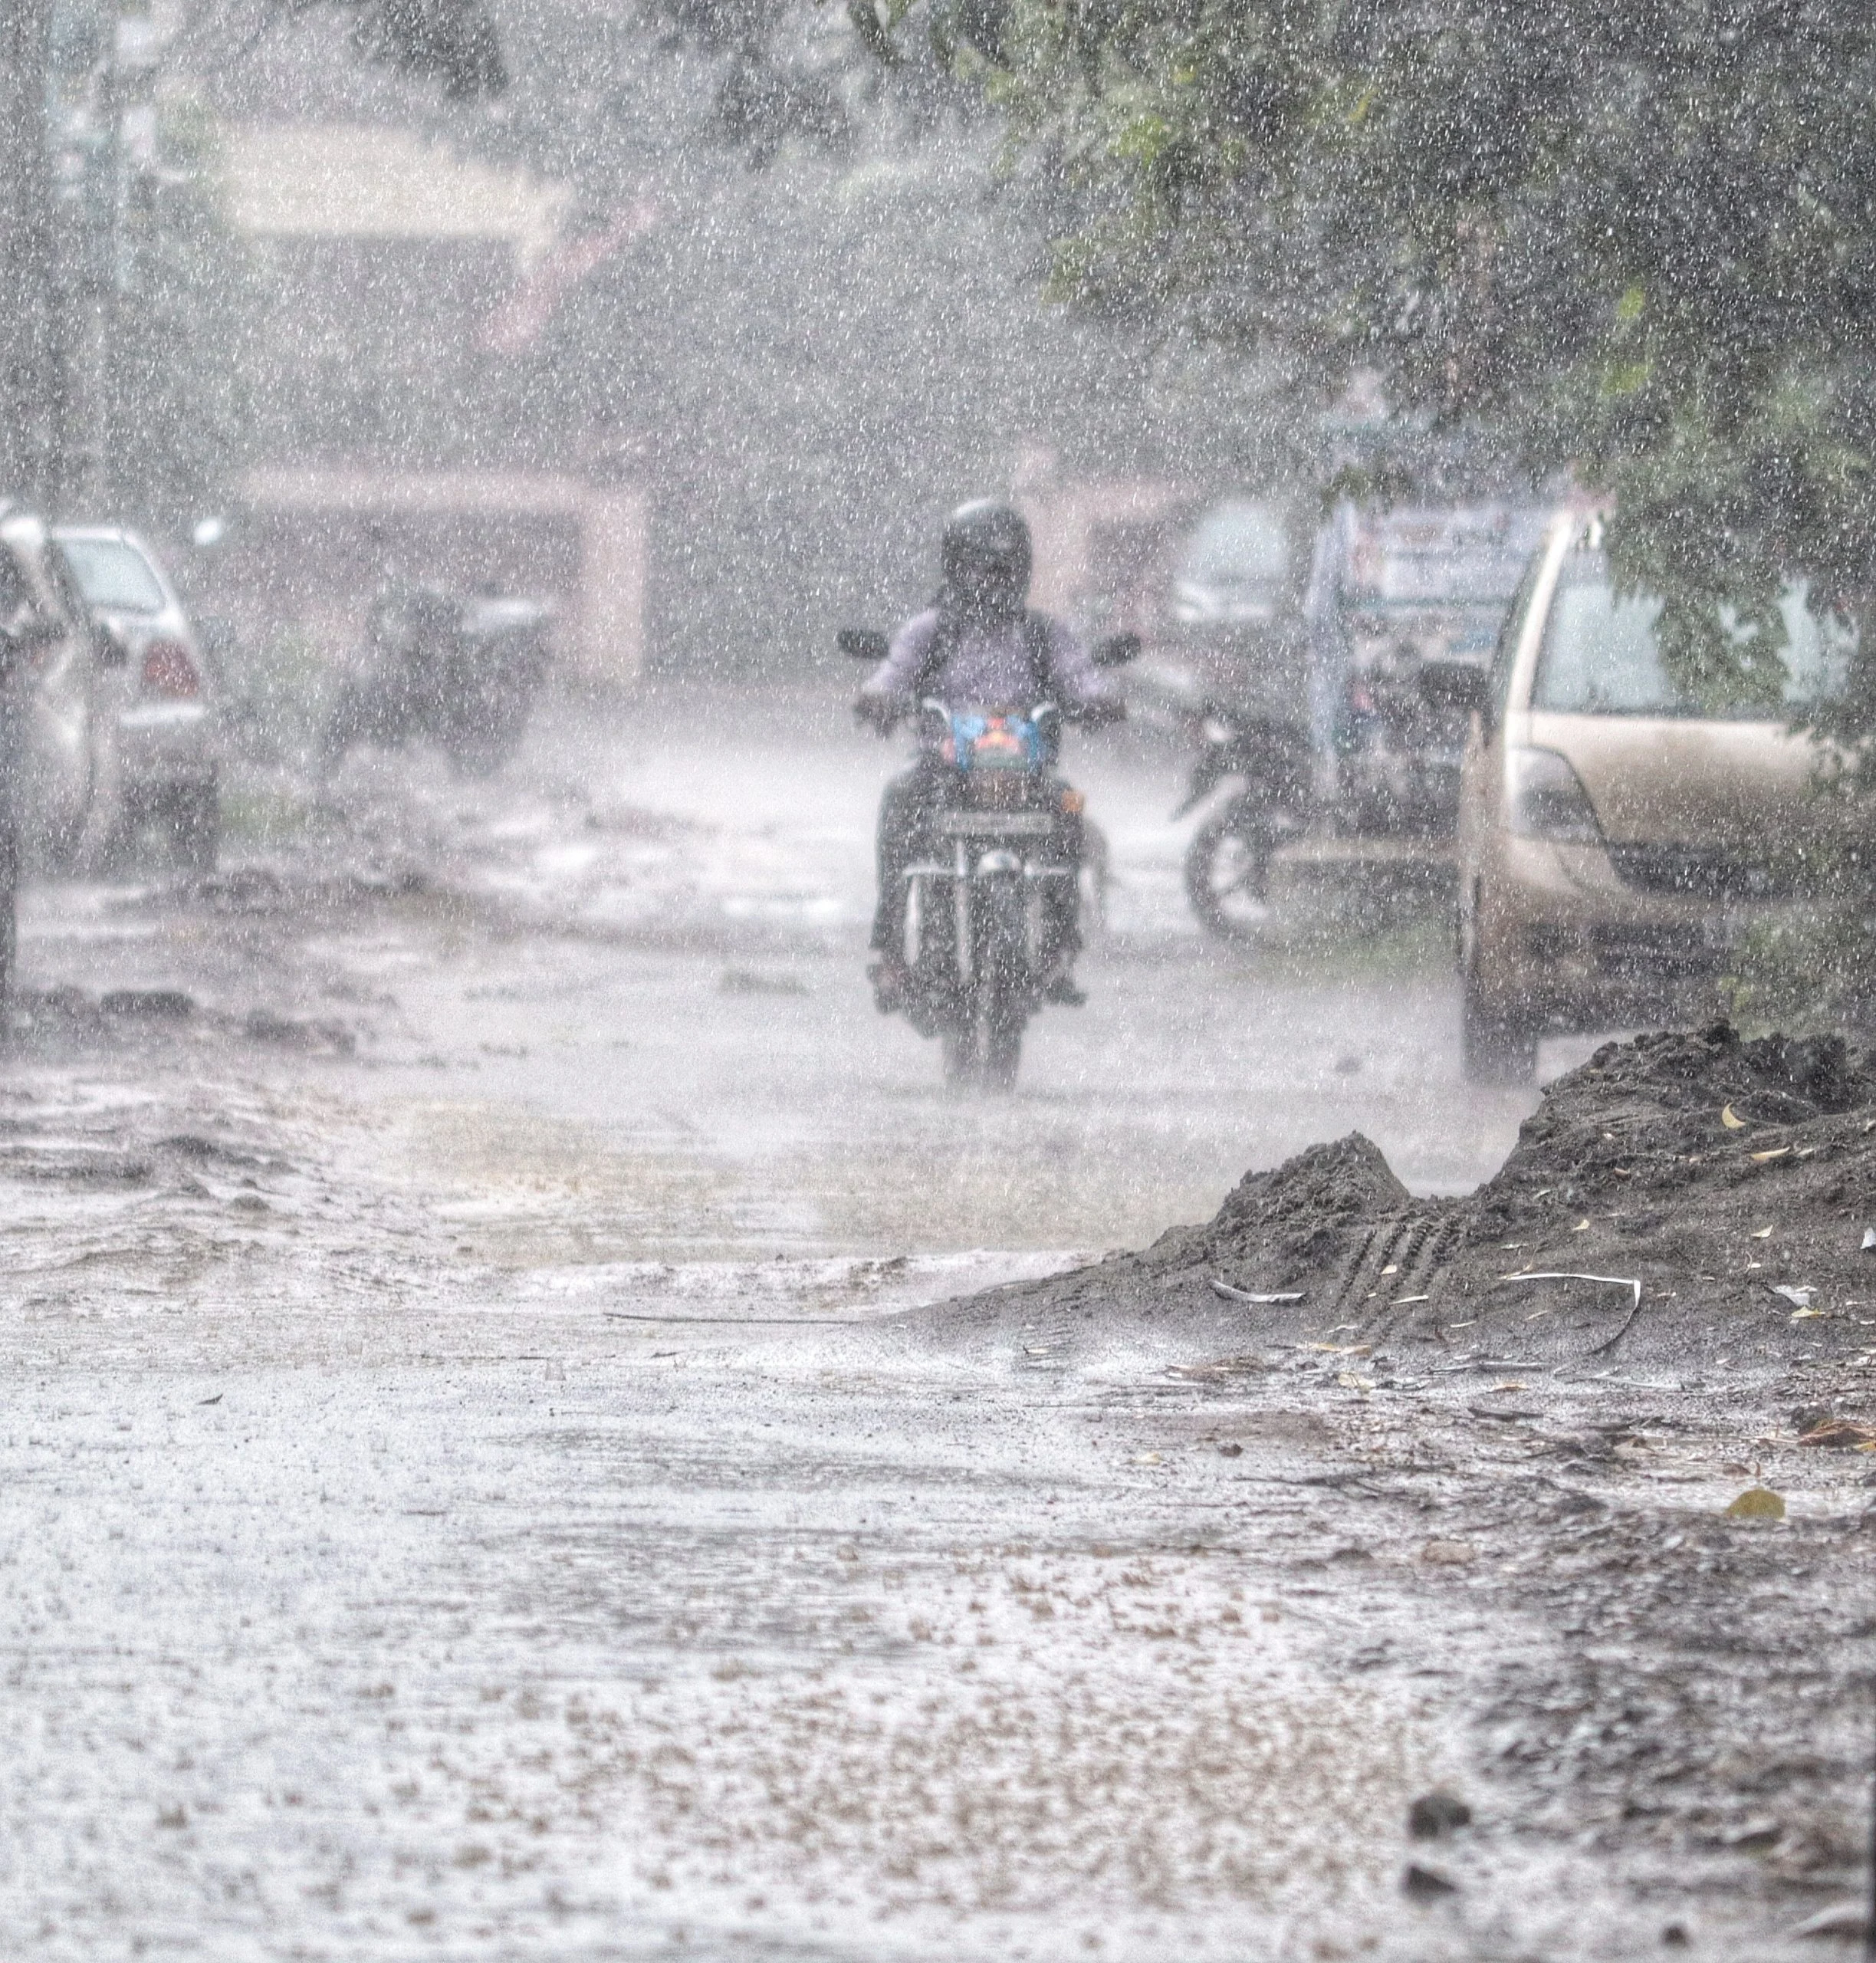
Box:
[1173,746,1245,820]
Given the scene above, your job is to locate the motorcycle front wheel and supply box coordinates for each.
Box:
[943,879,1027,1091]
[941,1002,1023,1092]
[1184,803,1278,940]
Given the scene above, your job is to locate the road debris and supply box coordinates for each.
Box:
[1725,1487,1786,1521]
[1211,1278,1305,1304]
[1420,1539,1477,1566]
[1401,1863,1460,1902]
[1408,1790,1473,1840]
[1498,1271,1641,1308]
[1789,1901,1869,1941]
[1796,1417,1876,1448]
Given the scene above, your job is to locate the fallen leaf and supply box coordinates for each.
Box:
[1752,1225,1774,1239]
[1420,1539,1476,1566]
[1797,1418,1876,1448]
[1790,1307,1825,1320]
[1128,1452,1162,1467]
[1337,1372,1376,1390]
[1379,1263,1398,1275]
[1721,1103,1747,1129]
[1393,1293,1431,1305]
[1750,1146,1792,1163]
[1490,1381,1529,1393]
[1572,1218,1591,1231]
[1725,1487,1786,1521]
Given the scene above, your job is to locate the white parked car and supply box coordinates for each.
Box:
[52,524,219,870]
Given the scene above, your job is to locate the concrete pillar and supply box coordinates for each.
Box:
[573,488,648,686]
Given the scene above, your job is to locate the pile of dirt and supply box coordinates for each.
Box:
[931,1024,1876,1379]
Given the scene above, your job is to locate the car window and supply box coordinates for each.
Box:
[57,537,166,615]
[1533,552,1850,718]
[1178,499,1293,588]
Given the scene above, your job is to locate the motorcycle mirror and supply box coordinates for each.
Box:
[837,627,890,663]
[1091,630,1142,669]
[1418,661,1489,713]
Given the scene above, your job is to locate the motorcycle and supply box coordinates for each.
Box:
[1175,702,1314,940]
[324,586,551,778]
[841,626,1137,1090]
[1334,629,1493,837]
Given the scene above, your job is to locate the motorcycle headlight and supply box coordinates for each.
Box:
[1506,746,1602,844]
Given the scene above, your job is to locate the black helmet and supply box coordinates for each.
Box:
[940,498,1031,623]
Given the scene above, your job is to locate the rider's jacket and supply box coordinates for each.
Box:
[860,607,1117,744]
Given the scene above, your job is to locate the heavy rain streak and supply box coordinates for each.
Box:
[5,2,1876,1958]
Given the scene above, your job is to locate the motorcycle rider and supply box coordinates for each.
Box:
[856,498,1122,1012]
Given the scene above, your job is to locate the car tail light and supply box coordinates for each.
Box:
[141,640,199,699]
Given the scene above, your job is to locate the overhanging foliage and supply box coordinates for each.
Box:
[702,2,1876,727]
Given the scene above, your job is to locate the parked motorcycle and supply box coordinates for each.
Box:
[1175,702,1314,940]
[324,586,551,778]
[841,626,1136,1089]
[1335,633,1494,837]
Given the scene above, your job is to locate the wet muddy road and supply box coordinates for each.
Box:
[1,687,1866,1959]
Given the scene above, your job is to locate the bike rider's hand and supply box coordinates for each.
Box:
[853,691,900,735]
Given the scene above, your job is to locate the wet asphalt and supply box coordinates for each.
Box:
[0,683,1865,1960]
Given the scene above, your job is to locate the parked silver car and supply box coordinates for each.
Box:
[52,524,219,869]
[1,506,109,872]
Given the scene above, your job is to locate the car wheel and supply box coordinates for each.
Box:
[1459,889,1538,1083]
